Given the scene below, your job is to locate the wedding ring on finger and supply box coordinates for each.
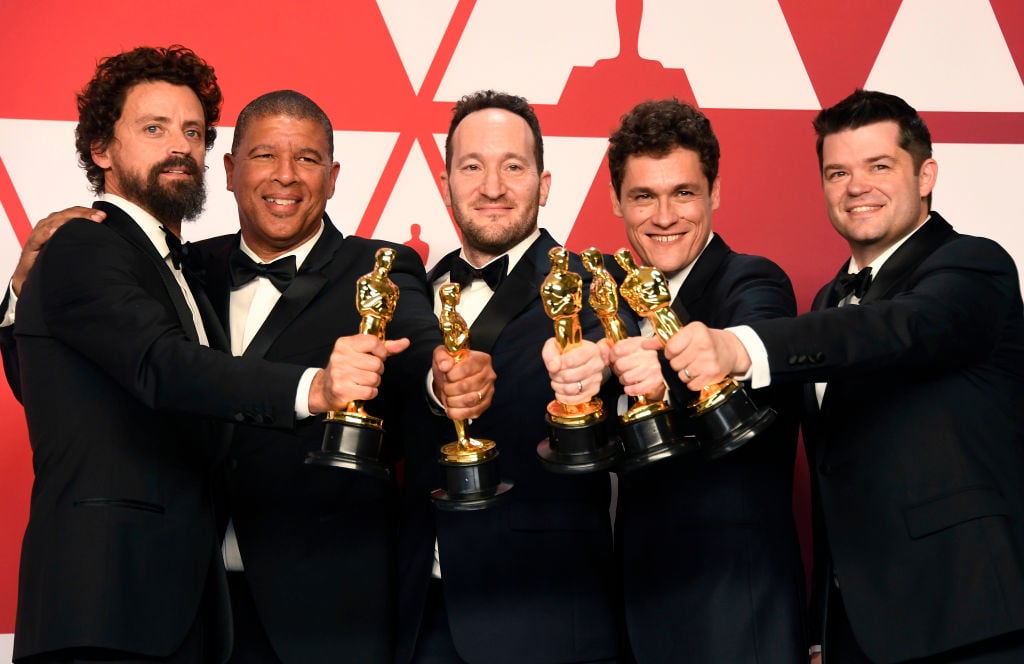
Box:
[576,380,584,395]
[683,368,692,379]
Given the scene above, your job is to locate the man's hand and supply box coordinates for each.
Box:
[542,337,607,405]
[609,336,667,401]
[661,321,751,391]
[309,334,410,413]
[13,207,106,295]
[431,347,495,421]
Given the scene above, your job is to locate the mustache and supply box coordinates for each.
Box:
[471,196,515,207]
[153,155,200,176]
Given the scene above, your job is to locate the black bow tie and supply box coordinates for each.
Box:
[229,249,297,292]
[449,255,508,291]
[161,226,194,272]
[833,266,873,302]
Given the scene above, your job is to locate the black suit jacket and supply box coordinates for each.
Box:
[615,234,807,663]
[396,230,623,663]
[752,213,1024,663]
[197,220,440,664]
[8,201,307,661]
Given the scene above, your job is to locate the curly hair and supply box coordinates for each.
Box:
[607,98,720,199]
[444,90,544,172]
[75,45,222,193]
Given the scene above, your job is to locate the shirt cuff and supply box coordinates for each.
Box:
[294,367,320,419]
[725,325,770,389]
[1,281,17,328]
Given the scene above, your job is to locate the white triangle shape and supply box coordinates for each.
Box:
[639,0,819,109]
[374,137,459,269]
[867,0,1024,111]
[377,0,460,94]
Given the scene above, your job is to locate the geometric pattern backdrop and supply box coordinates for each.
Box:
[1,0,1022,655]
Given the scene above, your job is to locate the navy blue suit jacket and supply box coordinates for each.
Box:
[396,230,623,663]
[198,219,440,663]
[615,234,807,663]
[753,213,1024,662]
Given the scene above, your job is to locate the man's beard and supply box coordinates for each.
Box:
[119,156,206,226]
[453,191,540,257]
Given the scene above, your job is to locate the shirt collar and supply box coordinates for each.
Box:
[850,214,931,275]
[664,231,716,302]
[102,193,176,262]
[238,220,325,269]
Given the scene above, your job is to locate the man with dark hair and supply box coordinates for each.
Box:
[663,89,1024,662]
[198,89,492,663]
[600,98,807,662]
[396,90,624,663]
[0,49,404,663]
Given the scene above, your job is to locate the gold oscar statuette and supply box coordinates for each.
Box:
[614,248,776,459]
[306,247,399,478]
[431,283,512,510]
[536,246,621,473]
[580,248,696,471]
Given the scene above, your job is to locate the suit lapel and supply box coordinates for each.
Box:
[671,234,732,324]
[427,231,556,354]
[242,220,343,359]
[860,213,955,304]
[472,230,556,353]
[97,201,201,342]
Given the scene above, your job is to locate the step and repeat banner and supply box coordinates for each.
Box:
[1,0,1022,655]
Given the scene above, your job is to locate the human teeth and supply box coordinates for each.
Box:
[651,235,680,243]
[850,206,878,212]
[265,198,297,205]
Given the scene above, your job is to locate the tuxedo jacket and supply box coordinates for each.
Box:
[197,220,440,664]
[751,213,1024,663]
[8,201,307,661]
[396,230,623,663]
[614,234,807,663]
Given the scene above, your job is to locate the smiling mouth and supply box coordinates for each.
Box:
[648,234,682,243]
[264,197,298,206]
[848,205,882,213]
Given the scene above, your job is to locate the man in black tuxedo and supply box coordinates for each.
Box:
[197,89,492,663]
[599,99,807,663]
[0,48,389,663]
[663,90,1024,663]
[396,90,623,663]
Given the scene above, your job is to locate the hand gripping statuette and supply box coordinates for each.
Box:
[307,247,398,478]
[581,248,697,472]
[614,249,775,459]
[431,283,512,510]
[536,246,622,473]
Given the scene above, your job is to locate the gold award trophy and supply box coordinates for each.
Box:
[430,283,513,510]
[306,247,399,478]
[536,246,622,473]
[614,249,776,459]
[580,248,697,472]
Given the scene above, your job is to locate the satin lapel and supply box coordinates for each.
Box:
[96,201,201,342]
[670,234,732,324]
[426,249,459,284]
[860,213,955,304]
[470,230,557,354]
[197,234,237,343]
[241,221,343,359]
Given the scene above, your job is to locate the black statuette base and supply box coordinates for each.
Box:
[306,419,390,479]
[432,452,512,511]
[537,411,622,474]
[617,409,700,473]
[693,389,776,460]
